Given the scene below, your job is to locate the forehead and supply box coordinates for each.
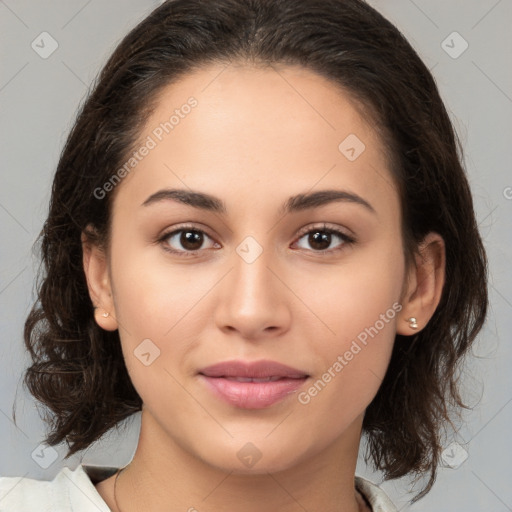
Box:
[112,62,399,220]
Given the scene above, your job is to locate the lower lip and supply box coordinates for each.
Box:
[199,375,308,409]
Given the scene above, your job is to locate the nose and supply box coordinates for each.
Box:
[213,238,291,340]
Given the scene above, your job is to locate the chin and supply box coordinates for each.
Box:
[197,437,312,475]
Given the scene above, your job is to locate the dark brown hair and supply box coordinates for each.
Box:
[18,0,487,502]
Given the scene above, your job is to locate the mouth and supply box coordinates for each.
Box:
[198,359,310,409]
[217,376,290,382]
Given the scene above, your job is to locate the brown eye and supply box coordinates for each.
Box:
[160,227,217,255]
[307,231,333,251]
[294,225,354,253]
[178,230,204,251]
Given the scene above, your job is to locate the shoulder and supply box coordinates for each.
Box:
[355,475,398,512]
[0,464,116,512]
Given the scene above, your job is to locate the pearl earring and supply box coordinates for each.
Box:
[407,317,418,329]
[102,312,110,318]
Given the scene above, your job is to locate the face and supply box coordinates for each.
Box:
[88,62,411,474]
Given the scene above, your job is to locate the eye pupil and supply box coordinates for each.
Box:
[181,230,203,250]
[309,231,331,251]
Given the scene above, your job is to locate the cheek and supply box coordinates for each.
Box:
[109,236,210,339]
[108,252,205,421]
[295,296,400,447]
[107,241,207,391]
[299,238,404,341]
[293,243,404,423]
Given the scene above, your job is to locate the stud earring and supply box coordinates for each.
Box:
[407,317,418,329]
[102,312,110,318]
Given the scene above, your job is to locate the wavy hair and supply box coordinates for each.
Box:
[18,0,487,502]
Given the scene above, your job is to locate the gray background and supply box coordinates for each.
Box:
[1,0,511,510]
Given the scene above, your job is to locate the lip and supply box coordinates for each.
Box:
[198,359,309,409]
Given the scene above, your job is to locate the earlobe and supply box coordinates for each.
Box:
[81,227,119,331]
[397,232,446,336]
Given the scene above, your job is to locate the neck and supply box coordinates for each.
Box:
[112,408,366,512]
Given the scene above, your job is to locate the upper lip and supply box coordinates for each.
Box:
[199,359,309,379]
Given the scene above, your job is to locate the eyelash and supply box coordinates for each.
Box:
[156,223,355,258]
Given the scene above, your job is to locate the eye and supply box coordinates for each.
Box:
[293,224,355,253]
[158,225,219,256]
[157,223,355,257]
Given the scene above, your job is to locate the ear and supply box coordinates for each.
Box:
[397,232,446,335]
[81,225,118,331]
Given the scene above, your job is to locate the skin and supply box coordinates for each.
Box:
[82,62,445,512]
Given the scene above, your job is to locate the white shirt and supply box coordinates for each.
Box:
[0,464,398,511]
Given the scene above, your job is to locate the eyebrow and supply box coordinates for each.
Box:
[141,188,376,215]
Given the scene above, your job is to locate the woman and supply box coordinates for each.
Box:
[0,0,487,510]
